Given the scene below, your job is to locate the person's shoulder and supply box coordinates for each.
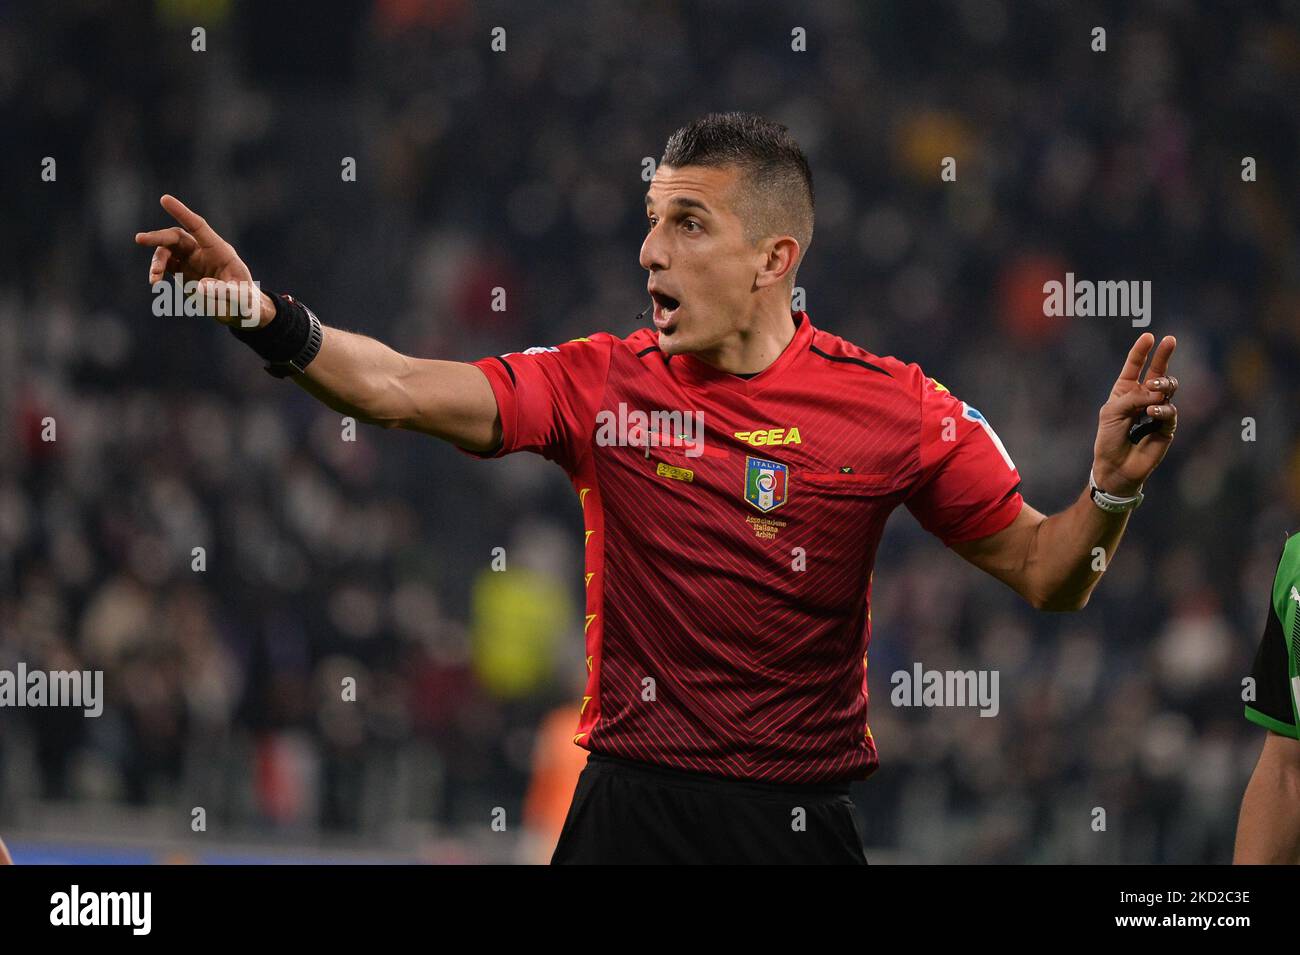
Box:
[539,327,656,350]
[1273,530,1300,587]
[1265,529,1300,633]
[612,325,661,352]
[576,325,665,361]
[499,329,626,358]
[806,325,934,395]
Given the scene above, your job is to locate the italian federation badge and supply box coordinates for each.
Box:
[744,456,789,513]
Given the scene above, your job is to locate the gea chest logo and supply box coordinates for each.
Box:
[733,427,801,447]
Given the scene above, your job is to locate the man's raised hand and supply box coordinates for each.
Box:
[134,195,272,327]
[1092,332,1179,497]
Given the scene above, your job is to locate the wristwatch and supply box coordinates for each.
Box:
[1088,468,1144,513]
[264,299,324,378]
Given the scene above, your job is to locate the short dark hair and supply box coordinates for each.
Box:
[660,112,814,280]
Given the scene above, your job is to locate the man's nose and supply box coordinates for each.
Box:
[639,226,668,272]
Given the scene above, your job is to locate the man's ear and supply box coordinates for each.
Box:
[754,235,801,290]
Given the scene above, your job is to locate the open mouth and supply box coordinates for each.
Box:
[650,291,681,323]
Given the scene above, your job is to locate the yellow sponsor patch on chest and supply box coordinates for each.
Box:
[655,461,694,483]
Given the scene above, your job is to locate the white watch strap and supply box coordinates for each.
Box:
[1088,469,1144,513]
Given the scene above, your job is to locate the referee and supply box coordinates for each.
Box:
[135,112,1180,864]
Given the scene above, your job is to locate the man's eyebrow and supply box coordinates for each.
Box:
[644,194,712,215]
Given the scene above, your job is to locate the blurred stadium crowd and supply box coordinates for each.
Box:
[1,0,1298,862]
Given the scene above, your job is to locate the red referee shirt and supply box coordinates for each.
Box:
[466,311,1023,783]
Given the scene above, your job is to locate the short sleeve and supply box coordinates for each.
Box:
[1245,539,1300,739]
[903,370,1024,547]
[461,335,615,473]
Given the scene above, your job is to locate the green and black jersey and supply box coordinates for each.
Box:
[1245,532,1300,739]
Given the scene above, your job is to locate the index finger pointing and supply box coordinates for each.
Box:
[159,194,216,243]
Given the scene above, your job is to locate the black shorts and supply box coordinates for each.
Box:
[551,752,869,865]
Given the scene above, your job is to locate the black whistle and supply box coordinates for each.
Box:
[1128,414,1161,444]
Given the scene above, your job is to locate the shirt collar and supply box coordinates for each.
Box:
[672,311,814,396]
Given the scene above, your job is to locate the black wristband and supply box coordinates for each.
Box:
[229,291,323,377]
